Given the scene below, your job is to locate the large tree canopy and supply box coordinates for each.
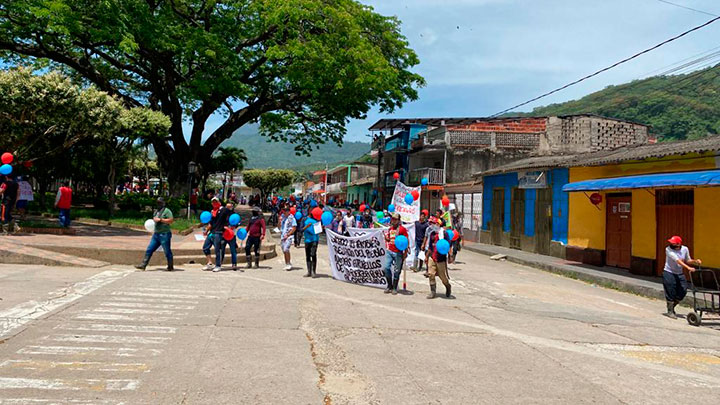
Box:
[0,0,424,194]
[242,168,294,200]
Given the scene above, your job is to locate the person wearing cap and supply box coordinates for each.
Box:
[413,210,429,272]
[383,213,409,295]
[662,235,702,318]
[244,206,266,269]
[202,197,223,270]
[424,215,452,299]
[135,198,174,271]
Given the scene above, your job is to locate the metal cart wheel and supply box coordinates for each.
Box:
[686,311,702,326]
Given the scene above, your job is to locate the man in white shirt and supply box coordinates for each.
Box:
[663,235,702,318]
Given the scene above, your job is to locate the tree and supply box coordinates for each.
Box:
[242,169,295,201]
[205,146,247,199]
[0,68,170,210]
[0,0,424,194]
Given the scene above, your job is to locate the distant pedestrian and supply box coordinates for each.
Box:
[425,216,451,299]
[15,176,33,221]
[330,211,344,235]
[202,198,223,270]
[662,236,701,318]
[360,209,373,229]
[342,210,355,236]
[220,202,239,271]
[210,200,232,272]
[383,213,408,295]
[135,198,174,271]
[0,175,19,234]
[244,206,266,269]
[280,208,297,271]
[55,181,73,228]
[413,210,429,272]
[189,188,199,217]
[302,214,320,278]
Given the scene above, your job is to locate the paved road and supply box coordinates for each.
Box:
[0,246,719,404]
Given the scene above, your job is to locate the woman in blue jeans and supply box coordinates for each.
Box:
[135,198,174,271]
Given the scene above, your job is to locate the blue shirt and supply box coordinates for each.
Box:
[304,218,320,243]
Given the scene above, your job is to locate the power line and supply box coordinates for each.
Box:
[490,15,720,117]
[653,0,717,17]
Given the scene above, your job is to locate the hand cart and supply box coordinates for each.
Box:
[686,268,720,326]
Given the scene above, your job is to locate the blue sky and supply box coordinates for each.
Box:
[195,0,720,143]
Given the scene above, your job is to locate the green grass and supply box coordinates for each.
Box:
[109,217,198,231]
[18,219,64,229]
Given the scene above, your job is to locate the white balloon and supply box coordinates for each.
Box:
[144,219,156,233]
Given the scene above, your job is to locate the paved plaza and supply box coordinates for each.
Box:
[0,242,719,404]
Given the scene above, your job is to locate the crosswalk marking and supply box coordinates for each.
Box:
[54,323,177,334]
[108,296,199,304]
[100,302,195,310]
[0,377,139,391]
[43,334,171,345]
[17,345,163,357]
[111,291,218,300]
[0,359,149,373]
[90,307,181,315]
[74,313,181,322]
[132,287,215,294]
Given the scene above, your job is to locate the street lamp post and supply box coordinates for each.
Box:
[187,161,197,220]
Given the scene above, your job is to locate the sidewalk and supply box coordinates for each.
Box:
[463,242,685,305]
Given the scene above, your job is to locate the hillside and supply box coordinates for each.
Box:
[517,64,720,141]
[222,123,371,169]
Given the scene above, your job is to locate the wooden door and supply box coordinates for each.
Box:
[656,190,694,276]
[491,189,504,245]
[535,188,552,255]
[510,188,524,249]
[606,195,632,269]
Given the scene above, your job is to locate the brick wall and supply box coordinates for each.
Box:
[449,117,547,134]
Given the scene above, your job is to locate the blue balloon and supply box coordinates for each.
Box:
[0,164,12,175]
[446,230,454,241]
[236,228,248,240]
[388,204,395,213]
[394,235,409,251]
[278,196,283,201]
[421,177,429,186]
[356,215,362,222]
[382,217,390,224]
[295,212,303,220]
[404,193,414,205]
[310,200,318,208]
[437,239,451,255]
[200,211,212,224]
[229,213,240,226]
[321,211,333,226]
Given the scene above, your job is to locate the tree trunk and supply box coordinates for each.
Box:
[108,160,117,218]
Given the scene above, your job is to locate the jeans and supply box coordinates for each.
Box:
[1,202,13,224]
[145,232,173,262]
[384,251,404,282]
[212,233,224,267]
[221,238,238,266]
[305,241,318,274]
[245,236,261,256]
[663,271,688,302]
[59,208,71,227]
[202,233,214,255]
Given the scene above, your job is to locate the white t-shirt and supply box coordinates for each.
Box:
[664,246,691,274]
[342,216,355,231]
[281,215,297,239]
[18,181,34,201]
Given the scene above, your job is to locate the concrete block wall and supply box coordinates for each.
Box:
[541,116,648,154]
[589,118,649,151]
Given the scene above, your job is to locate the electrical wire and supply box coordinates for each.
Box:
[652,0,717,17]
[490,15,720,117]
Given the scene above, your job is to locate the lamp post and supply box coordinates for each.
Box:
[187,161,197,220]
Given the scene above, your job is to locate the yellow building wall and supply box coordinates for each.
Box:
[694,188,720,269]
[567,153,718,255]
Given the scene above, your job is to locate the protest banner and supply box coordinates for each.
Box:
[392,181,421,223]
[326,230,388,289]
[347,224,417,268]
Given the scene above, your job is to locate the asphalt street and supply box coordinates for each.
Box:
[0,246,719,404]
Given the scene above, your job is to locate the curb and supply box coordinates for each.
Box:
[464,244,696,308]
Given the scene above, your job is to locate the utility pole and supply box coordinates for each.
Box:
[375,132,384,210]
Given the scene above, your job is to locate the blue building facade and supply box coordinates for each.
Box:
[382,123,427,190]
[481,168,569,257]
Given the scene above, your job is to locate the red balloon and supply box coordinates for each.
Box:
[393,172,400,180]
[223,228,235,241]
[290,207,297,215]
[23,161,33,168]
[359,204,366,212]
[311,207,323,221]
[442,196,450,206]
[411,190,419,201]
[1,153,13,165]
[452,231,460,241]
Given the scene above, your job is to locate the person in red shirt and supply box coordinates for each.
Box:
[383,213,409,295]
[424,216,452,299]
[55,181,73,228]
[244,206,266,269]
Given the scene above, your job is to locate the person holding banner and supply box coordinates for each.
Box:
[342,210,355,236]
[360,208,374,229]
[383,213,409,295]
[426,216,452,299]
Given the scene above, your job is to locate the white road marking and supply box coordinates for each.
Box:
[90,307,181,315]
[241,273,720,387]
[0,270,131,339]
[74,314,181,322]
[131,287,214,294]
[54,324,177,334]
[0,377,139,391]
[100,302,195,310]
[111,291,218,300]
[108,296,199,304]
[0,359,149,373]
[44,334,171,345]
[18,345,162,357]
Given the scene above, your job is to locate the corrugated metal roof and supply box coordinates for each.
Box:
[477,136,720,177]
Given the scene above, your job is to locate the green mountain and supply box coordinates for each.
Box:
[517,65,720,141]
[222,123,371,169]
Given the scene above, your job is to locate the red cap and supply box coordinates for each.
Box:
[668,236,683,245]
[421,209,429,217]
